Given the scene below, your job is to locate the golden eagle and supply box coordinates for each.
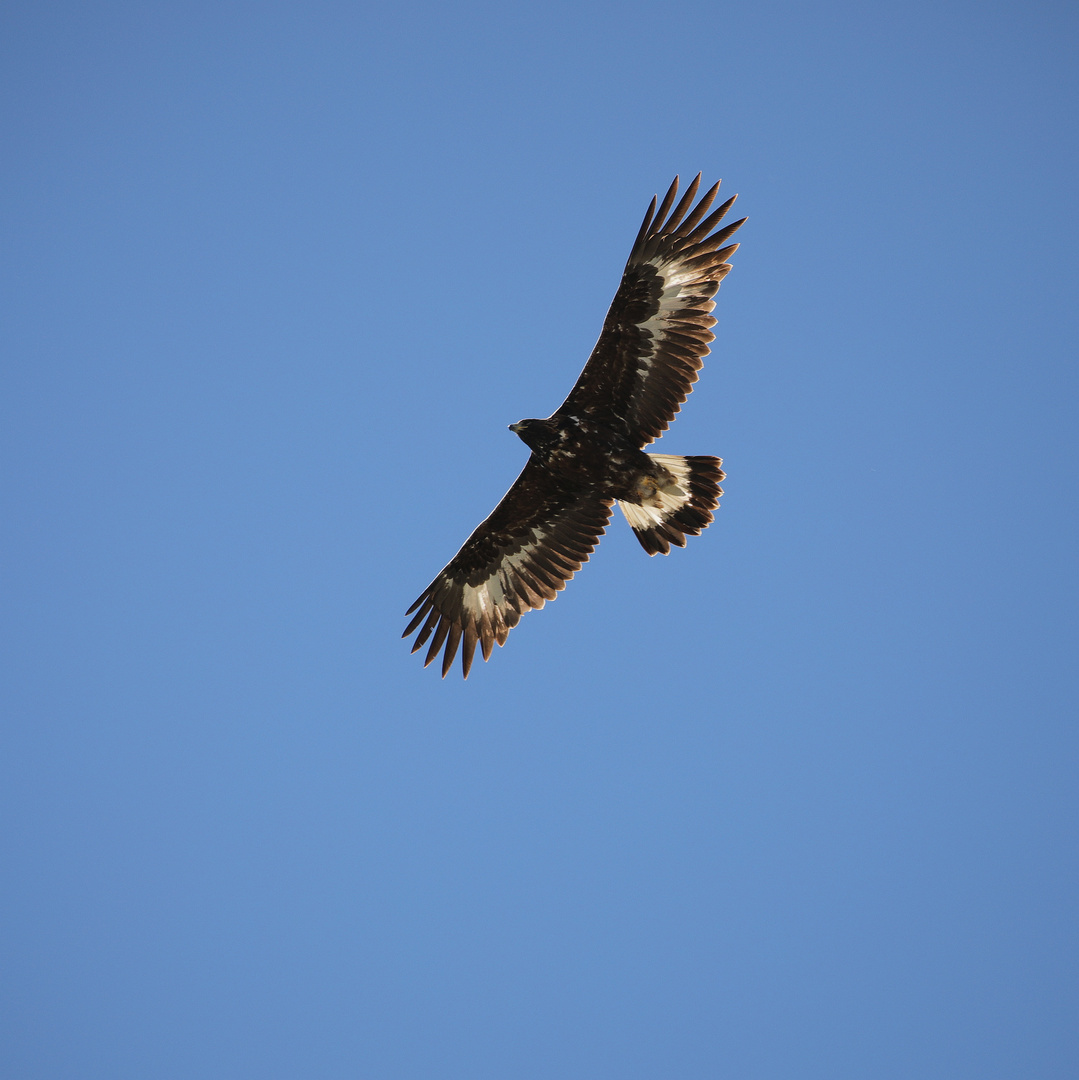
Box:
[404,175,745,677]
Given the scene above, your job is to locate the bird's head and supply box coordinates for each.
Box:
[509,418,557,453]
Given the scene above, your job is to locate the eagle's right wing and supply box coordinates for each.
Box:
[404,458,612,678]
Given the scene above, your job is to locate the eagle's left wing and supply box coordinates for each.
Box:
[556,175,745,446]
[404,457,613,678]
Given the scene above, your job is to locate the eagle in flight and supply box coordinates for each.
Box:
[404,174,745,678]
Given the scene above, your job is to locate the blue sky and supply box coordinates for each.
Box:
[2,1,1077,1077]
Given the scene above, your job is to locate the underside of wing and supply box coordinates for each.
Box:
[403,458,613,678]
[557,175,746,446]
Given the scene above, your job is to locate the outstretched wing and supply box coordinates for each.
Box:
[556,175,745,446]
[403,458,613,678]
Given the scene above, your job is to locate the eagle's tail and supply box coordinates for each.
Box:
[618,454,724,556]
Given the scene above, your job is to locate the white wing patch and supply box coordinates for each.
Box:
[458,528,553,632]
[634,261,717,379]
[639,260,717,349]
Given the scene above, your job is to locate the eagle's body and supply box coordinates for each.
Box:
[509,414,654,497]
[404,175,745,677]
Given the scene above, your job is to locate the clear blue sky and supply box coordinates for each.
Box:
[3,1,1077,1077]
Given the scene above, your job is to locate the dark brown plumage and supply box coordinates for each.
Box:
[404,175,745,677]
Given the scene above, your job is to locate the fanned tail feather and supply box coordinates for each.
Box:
[618,453,724,556]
